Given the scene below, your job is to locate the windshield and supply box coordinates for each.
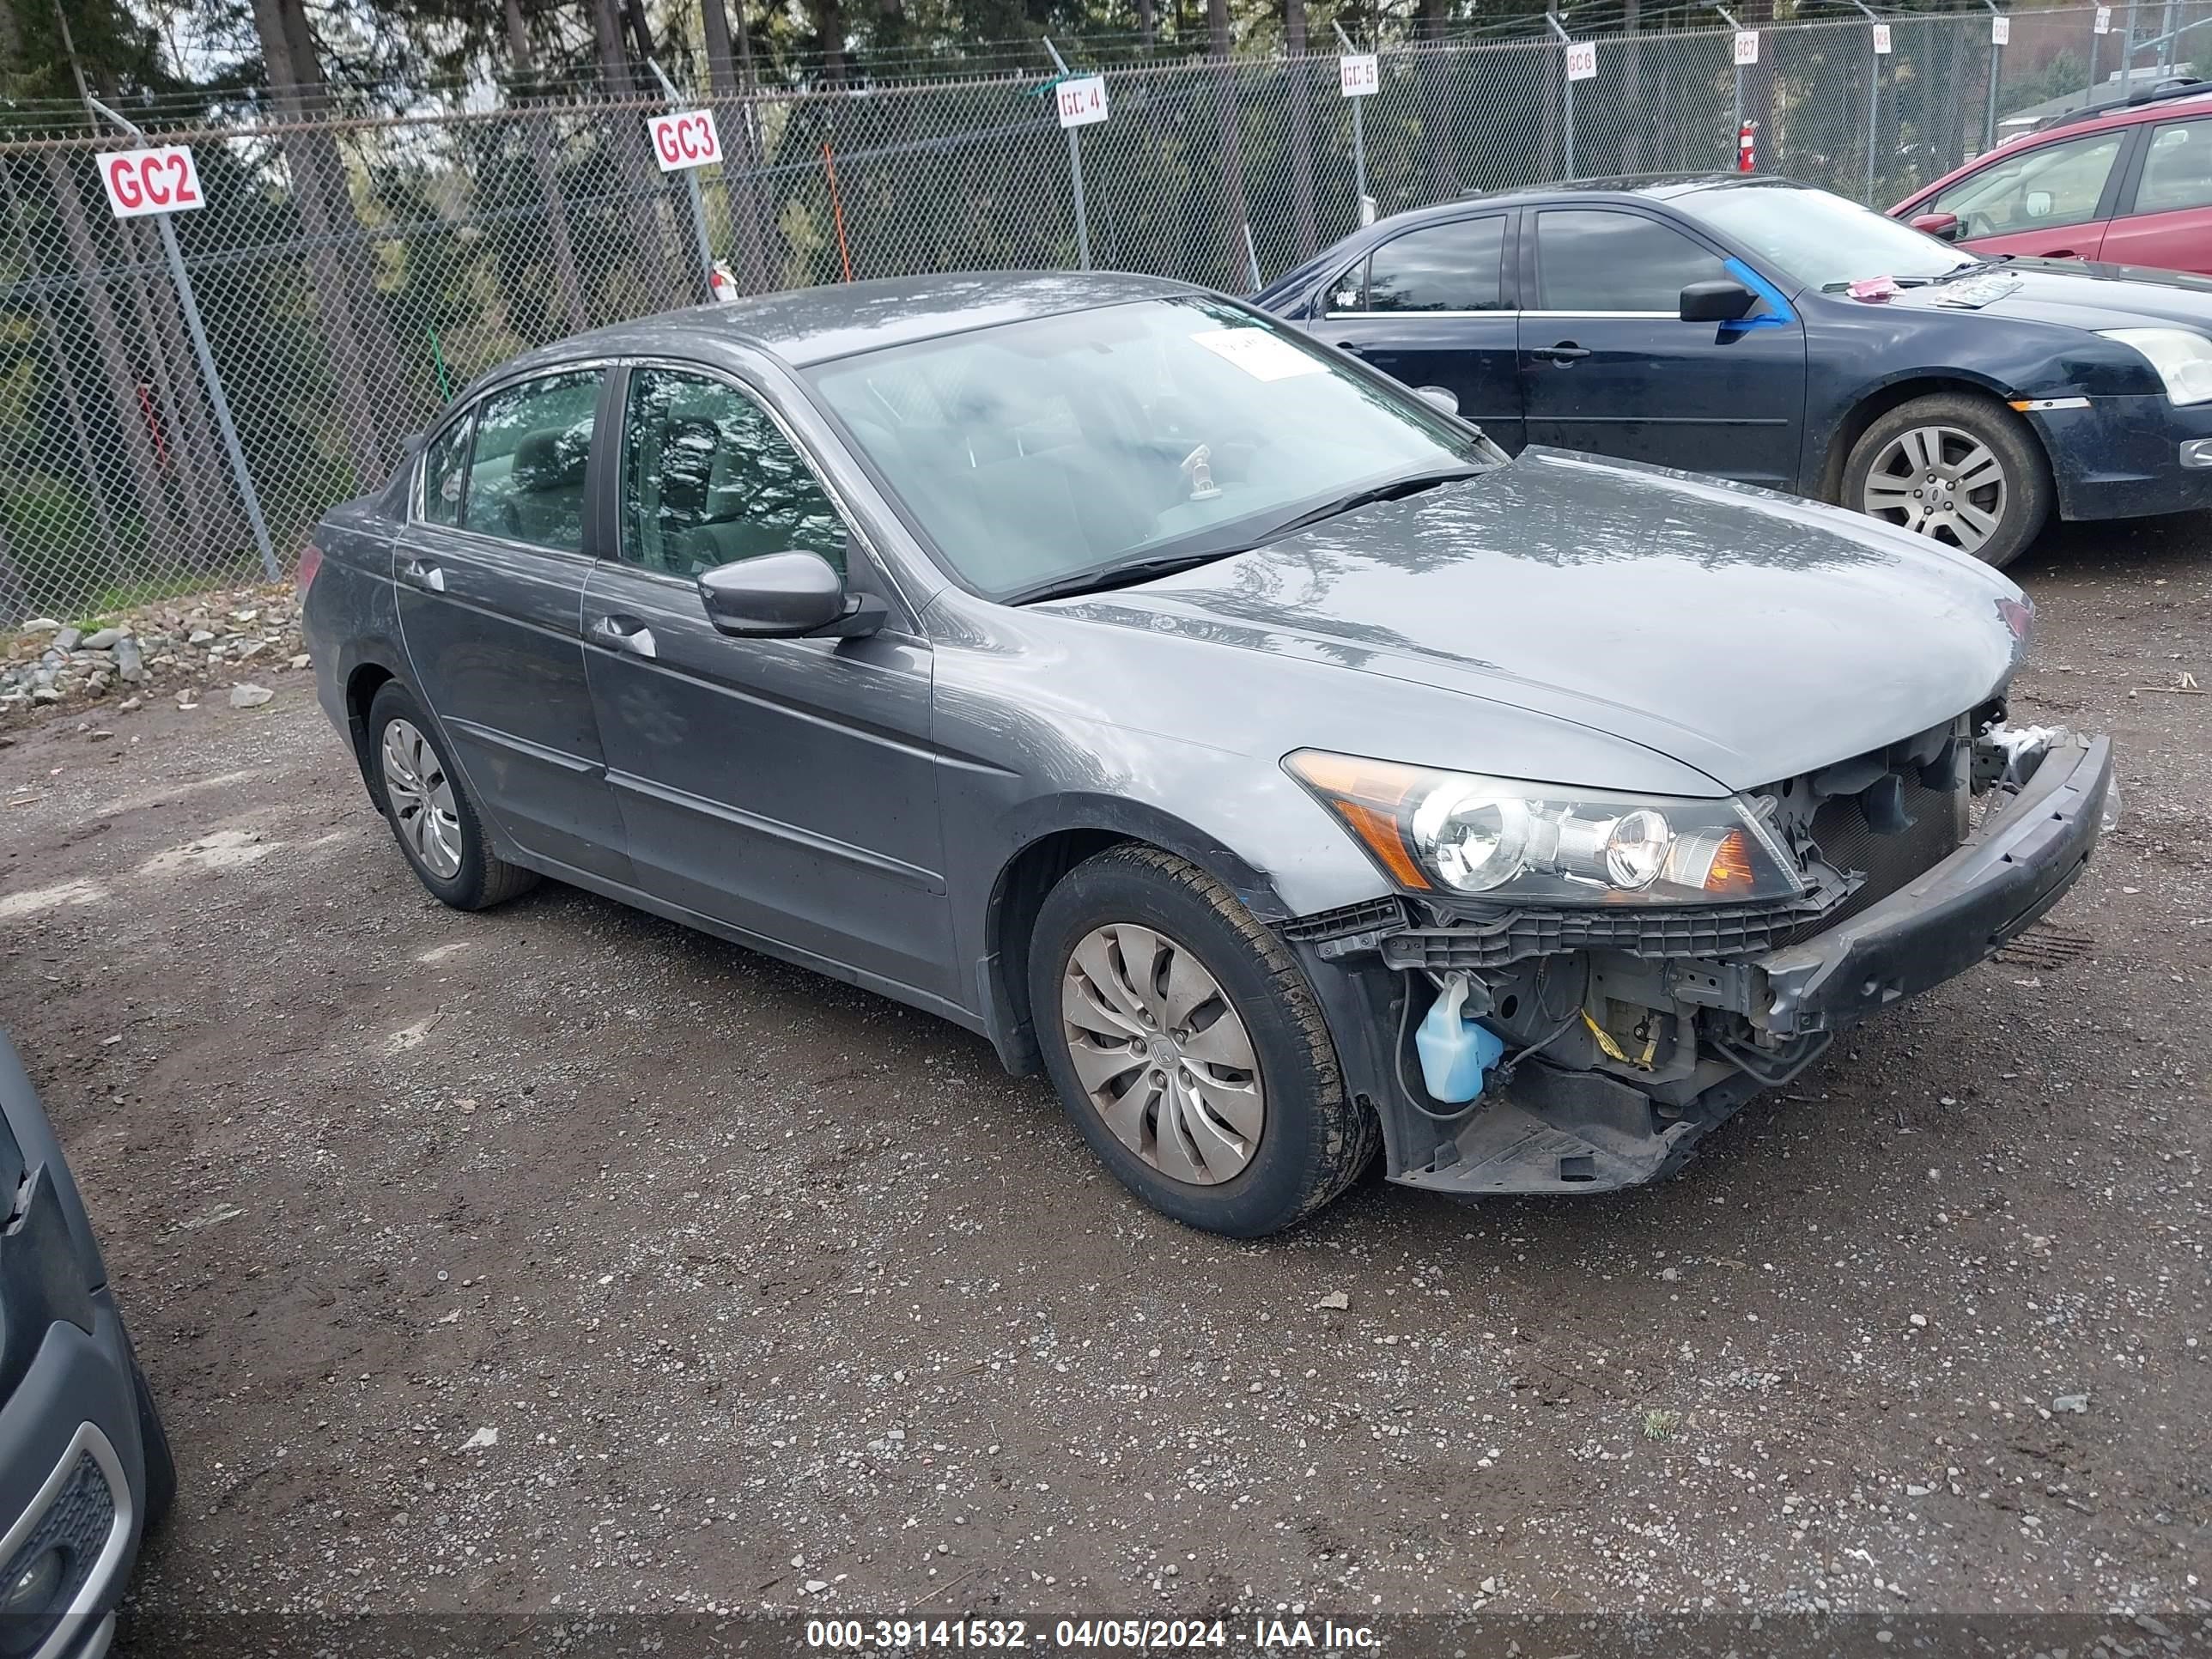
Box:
[1674,183,1980,290]
[805,296,1489,601]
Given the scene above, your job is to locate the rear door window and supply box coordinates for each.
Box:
[1355,216,1510,313]
[1927,129,2125,234]
[461,370,605,554]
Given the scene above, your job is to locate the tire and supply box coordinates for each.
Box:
[1840,392,2052,569]
[366,680,538,911]
[1029,845,1378,1237]
[122,1327,175,1530]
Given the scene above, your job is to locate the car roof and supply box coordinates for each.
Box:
[498,270,1204,380]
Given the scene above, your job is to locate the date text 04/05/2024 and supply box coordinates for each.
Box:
[803,1619,1382,1650]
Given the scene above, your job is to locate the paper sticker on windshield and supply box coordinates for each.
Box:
[1933,273,2022,309]
[1191,328,1325,380]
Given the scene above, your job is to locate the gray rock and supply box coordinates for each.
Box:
[228,683,274,708]
[115,639,145,682]
[17,617,60,633]
[81,627,125,650]
[2051,1392,2090,1414]
[186,629,216,645]
[30,685,61,703]
[51,626,81,653]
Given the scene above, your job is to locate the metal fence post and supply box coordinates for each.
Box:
[1711,4,1746,153]
[1847,0,1883,202]
[1545,13,1575,179]
[2088,9,2101,101]
[1043,39,1093,272]
[86,95,277,583]
[647,58,717,302]
[1982,2,2003,154]
[1334,23,1371,222]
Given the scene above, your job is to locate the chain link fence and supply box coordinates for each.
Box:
[0,3,2180,625]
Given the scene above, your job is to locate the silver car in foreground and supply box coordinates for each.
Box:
[301,272,2112,1236]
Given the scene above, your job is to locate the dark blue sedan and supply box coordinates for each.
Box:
[1256,173,2212,566]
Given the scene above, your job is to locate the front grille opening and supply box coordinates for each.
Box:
[1771,726,1968,944]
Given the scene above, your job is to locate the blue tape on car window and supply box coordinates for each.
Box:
[1722,257,1795,330]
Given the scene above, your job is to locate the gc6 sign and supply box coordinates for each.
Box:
[100,145,205,218]
[647,110,723,172]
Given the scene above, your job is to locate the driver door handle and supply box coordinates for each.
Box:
[587,614,658,659]
[1529,343,1590,363]
[398,557,446,593]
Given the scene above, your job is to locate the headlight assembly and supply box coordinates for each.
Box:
[2097,327,2212,406]
[1285,750,1805,905]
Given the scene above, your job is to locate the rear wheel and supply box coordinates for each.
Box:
[1842,392,2051,568]
[1029,845,1376,1237]
[367,681,538,910]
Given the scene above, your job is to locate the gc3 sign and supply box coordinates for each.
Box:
[99,145,204,218]
[647,110,723,172]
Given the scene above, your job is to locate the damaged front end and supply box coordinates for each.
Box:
[1285,713,2114,1198]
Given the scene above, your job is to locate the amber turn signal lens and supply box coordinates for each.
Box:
[1285,751,1432,890]
[1700,829,1757,895]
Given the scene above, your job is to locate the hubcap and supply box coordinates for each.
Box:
[1861,423,2008,557]
[379,717,463,879]
[1059,923,1265,1187]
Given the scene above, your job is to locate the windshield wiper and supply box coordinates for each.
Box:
[1008,549,1246,606]
[1007,467,1482,607]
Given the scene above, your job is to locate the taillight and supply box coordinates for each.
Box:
[296,543,325,597]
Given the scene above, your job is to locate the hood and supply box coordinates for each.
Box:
[1042,450,2024,793]
[1885,258,2212,331]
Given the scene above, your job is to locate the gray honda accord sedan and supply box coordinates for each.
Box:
[301,270,2112,1237]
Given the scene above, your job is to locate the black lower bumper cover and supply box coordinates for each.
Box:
[1760,733,2112,1036]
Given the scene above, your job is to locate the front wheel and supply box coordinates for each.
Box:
[1842,392,2052,568]
[1028,845,1377,1237]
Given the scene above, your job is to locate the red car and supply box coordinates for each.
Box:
[1891,80,2212,276]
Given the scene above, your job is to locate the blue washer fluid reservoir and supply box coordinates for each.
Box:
[1415,974,1506,1104]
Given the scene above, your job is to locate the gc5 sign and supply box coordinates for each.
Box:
[648,111,722,172]
[100,145,205,218]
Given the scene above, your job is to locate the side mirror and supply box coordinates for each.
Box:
[1909,210,1966,242]
[696,550,884,640]
[1679,278,1759,323]
[1414,385,1460,416]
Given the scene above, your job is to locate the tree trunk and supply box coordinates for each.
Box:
[0,158,124,574]
[118,217,236,568]
[1138,0,1155,48]
[252,0,389,486]
[811,0,853,86]
[702,0,772,292]
[1422,0,1458,200]
[1211,0,1252,290]
[42,153,177,574]
[592,0,685,309]
[502,0,589,332]
[1285,0,1318,260]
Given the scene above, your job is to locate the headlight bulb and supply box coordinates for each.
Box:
[1412,786,1529,892]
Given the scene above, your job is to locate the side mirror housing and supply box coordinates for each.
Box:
[697,551,884,640]
[1414,385,1460,416]
[1679,278,1759,324]
[1909,210,1965,242]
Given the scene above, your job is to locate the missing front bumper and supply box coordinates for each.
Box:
[1757,732,2110,1035]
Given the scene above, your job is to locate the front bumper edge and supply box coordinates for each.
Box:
[1760,733,2111,1035]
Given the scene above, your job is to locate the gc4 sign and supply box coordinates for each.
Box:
[1339,54,1379,97]
[99,145,204,218]
[1565,40,1596,82]
[1056,75,1109,128]
[647,110,722,172]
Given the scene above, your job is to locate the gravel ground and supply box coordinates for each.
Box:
[0,520,2207,1651]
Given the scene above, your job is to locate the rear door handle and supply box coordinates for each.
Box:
[588,615,658,659]
[398,557,446,593]
[1529,343,1590,363]
[2045,248,2079,258]
[1335,341,1374,356]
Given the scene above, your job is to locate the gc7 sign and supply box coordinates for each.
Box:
[647,110,722,172]
[100,145,204,218]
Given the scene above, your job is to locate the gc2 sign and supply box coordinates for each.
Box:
[1056,76,1109,129]
[100,146,204,219]
[647,110,722,172]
